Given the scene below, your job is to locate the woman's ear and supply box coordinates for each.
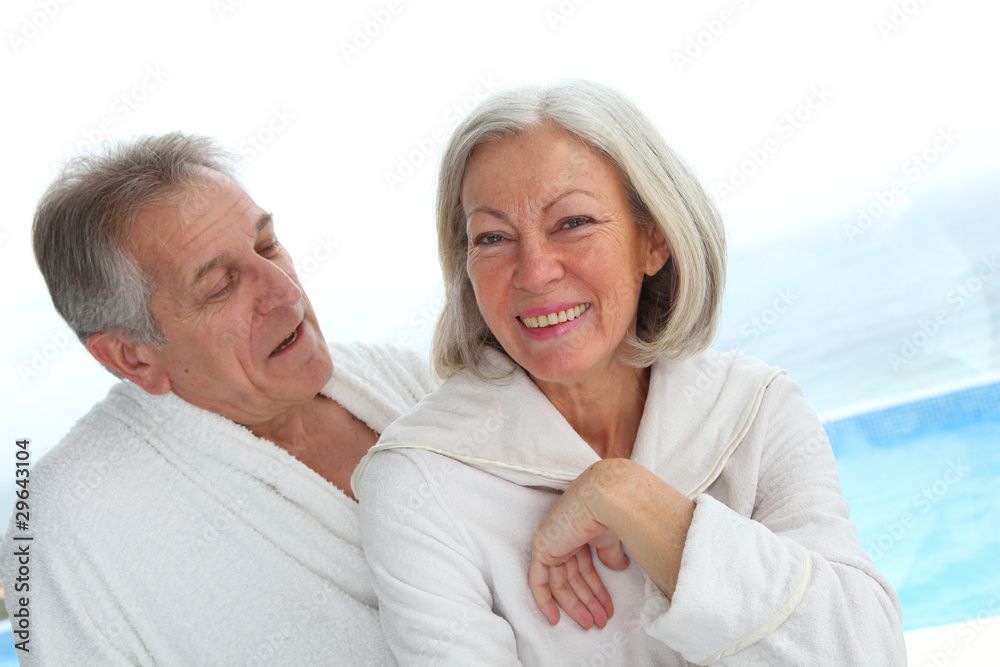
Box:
[87,332,172,395]
[644,223,670,276]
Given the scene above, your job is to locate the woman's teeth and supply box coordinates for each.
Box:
[519,304,590,329]
[273,329,298,354]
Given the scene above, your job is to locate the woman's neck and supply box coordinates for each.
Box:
[532,362,651,460]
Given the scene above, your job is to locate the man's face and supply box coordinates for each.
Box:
[127,168,333,426]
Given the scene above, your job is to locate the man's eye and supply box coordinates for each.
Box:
[208,277,235,300]
[259,240,280,256]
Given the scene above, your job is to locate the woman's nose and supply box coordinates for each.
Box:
[512,238,564,294]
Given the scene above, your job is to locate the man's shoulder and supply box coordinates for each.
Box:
[18,382,173,524]
[326,341,437,390]
[323,341,439,434]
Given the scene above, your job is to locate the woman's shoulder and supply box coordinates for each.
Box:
[653,347,786,403]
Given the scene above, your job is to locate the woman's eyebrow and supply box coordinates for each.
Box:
[542,189,597,213]
[466,190,598,221]
[466,205,507,221]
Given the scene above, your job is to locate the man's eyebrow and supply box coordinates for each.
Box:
[190,212,275,287]
[256,211,273,233]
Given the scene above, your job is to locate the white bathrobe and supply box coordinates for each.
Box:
[354,348,906,666]
[0,343,437,666]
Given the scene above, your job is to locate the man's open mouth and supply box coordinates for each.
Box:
[271,326,299,356]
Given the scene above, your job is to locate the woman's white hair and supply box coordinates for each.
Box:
[432,79,726,379]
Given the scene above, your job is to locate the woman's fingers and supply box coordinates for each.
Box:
[529,552,597,629]
[547,556,597,630]
[569,548,612,628]
[594,539,630,571]
[529,547,617,630]
[575,548,615,622]
[527,558,562,626]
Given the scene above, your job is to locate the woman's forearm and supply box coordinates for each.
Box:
[581,458,695,598]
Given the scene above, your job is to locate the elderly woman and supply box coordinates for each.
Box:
[353,80,905,665]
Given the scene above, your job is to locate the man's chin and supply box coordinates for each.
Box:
[297,344,334,392]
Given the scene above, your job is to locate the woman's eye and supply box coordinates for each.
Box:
[562,216,593,230]
[474,233,504,246]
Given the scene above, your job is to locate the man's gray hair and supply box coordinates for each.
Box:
[432,79,727,379]
[33,132,240,350]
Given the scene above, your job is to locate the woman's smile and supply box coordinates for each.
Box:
[462,123,669,385]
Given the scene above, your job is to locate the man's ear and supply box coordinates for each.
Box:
[87,332,171,395]
[644,223,671,277]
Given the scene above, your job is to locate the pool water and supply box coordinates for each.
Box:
[825,379,1000,631]
[0,621,15,666]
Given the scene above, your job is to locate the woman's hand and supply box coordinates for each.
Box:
[528,462,630,629]
[528,459,696,629]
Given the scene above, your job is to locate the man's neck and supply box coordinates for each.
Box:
[248,395,377,500]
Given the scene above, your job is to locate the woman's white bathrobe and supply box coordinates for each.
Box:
[354,349,906,666]
[0,343,436,666]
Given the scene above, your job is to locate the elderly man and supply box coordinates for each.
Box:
[0,133,435,665]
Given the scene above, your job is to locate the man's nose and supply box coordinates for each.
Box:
[254,259,301,314]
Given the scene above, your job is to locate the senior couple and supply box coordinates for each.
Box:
[1,80,906,665]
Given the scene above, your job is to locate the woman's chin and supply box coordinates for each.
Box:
[516,354,598,387]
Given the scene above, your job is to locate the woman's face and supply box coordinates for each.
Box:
[462,124,669,386]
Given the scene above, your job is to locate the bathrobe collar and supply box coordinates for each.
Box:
[353,348,784,498]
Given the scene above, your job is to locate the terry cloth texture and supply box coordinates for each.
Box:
[355,348,906,666]
[1,343,436,666]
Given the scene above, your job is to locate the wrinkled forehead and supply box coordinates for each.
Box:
[125,168,257,283]
[461,126,624,215]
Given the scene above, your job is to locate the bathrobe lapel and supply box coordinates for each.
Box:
[354,348,784,498]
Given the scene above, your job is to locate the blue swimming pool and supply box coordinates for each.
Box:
[825,376,1000,632]
[0,621,15,666]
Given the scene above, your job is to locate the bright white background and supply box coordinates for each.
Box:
[1,0,997,537]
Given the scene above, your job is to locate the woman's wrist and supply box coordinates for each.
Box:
[581,458,695,598]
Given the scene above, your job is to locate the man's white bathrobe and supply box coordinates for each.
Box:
[0,343,436,666]
[354,349,906,666]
